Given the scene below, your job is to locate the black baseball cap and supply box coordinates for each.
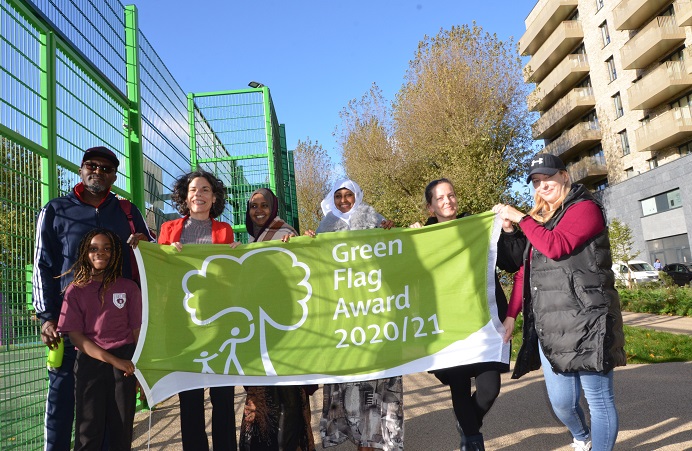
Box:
[82,146,119,168]
[526,153,566,183]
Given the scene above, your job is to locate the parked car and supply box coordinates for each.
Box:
[662,263,692,286]
[612,260,659,285]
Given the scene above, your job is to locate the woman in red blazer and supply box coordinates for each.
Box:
[158,170,237,451]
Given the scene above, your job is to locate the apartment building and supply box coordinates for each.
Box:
[521,0,692,265]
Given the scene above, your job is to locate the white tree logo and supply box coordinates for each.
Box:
[181,247,311,376]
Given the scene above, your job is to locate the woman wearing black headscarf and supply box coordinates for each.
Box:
[233,188,316,451]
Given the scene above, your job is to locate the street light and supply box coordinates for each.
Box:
[248,81,264,88]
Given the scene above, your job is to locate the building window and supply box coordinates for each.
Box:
[646,234,692,266]
[671,92,692,109]
[606,57,617,82]
[596,0,604,11]
[665,47,685,63]
[625,167,634,178]
[590,145,605,160]
[577,76,592,88]
[619,130,631,156]
[648,157,658,169]
[600,21,611,47]
[679,141,692,155]
[641,189,682,216]
[613,93,624,118]
[661,4,675,17]
[583,109,599,127]
[594,179,609,191]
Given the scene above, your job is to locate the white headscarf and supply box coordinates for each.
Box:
[320,179,364,226]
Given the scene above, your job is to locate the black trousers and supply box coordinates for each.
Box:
[74,343,136,451]
[445,367,501,436]
[179,386,237,451]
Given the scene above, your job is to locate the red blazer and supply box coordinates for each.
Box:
[158,216,234,245]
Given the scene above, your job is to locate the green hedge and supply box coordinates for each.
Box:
[618,285,692,317]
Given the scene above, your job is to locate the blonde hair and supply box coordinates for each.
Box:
[528,170,572,223]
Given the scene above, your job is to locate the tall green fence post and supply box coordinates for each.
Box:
[261,86,277,194]
[125,5,145,209]
[188,93,198,171]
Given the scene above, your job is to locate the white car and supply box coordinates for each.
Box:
[612,260,659,285]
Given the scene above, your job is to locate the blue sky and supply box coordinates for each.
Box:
[134,0,537,169]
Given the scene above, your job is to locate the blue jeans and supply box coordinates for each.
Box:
[539,344,618,451]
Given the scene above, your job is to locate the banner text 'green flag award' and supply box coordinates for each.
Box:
[133,212,508,405]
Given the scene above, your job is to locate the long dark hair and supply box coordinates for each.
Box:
[170,170,227,218]
[62,229,122,305]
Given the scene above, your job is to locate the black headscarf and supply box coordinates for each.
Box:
[245,188,279,240]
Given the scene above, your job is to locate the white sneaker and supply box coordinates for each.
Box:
[571,438,592,451]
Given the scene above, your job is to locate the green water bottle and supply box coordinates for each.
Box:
[46,336,64,372]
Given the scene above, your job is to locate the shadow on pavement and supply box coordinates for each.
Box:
[132,362,691,450]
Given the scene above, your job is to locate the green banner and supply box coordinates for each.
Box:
[133,212,508,405]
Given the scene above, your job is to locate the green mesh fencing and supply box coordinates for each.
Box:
[138,30,195,231]
[0,0,297,448]
[190,89,298,241]
[0,138,45,448]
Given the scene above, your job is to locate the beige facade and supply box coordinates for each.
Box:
[522,0,692,189]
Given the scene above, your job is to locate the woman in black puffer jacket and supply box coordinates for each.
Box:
[494,154,626,451]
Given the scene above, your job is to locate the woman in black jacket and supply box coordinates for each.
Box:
[493,154,626,451]
[412,178,520,451]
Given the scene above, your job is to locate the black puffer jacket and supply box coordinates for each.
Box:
[509,185,627,379]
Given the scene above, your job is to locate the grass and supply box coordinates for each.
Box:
[622,325,692,364]
[509,317,692,364]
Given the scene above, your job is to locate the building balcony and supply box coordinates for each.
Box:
[620,16,685,70]
[568,155,608,185]
[675,1,692,27]
[628,61,692,110]
[634,107,692,151]
[528,54,590,112]
[543,121,601,161]
[520,0,578,56]
[524,21,583,83]
[613,0,671,30]
[532,87,595,140]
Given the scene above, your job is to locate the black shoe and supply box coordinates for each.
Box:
[460,433,485,451]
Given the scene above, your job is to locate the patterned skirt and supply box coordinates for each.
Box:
[240,385,315,451]
[320,377,404,450]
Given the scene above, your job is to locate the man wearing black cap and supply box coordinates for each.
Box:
[32,146,153,450]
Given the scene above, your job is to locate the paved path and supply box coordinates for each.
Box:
[131,313,692,450]
[621,311,692,336]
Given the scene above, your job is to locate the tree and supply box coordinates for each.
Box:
[338,24,535,226]
[609,218,640,264]
[338,84,418,221]
[609,218,640,287]
[293,138,331,233]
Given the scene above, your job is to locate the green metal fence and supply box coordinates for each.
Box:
[0,0,296,448]
[189,88,298,240]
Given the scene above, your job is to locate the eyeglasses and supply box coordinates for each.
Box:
[82,162,116,174]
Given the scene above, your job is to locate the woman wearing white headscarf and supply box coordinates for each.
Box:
[306,179,401,451]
